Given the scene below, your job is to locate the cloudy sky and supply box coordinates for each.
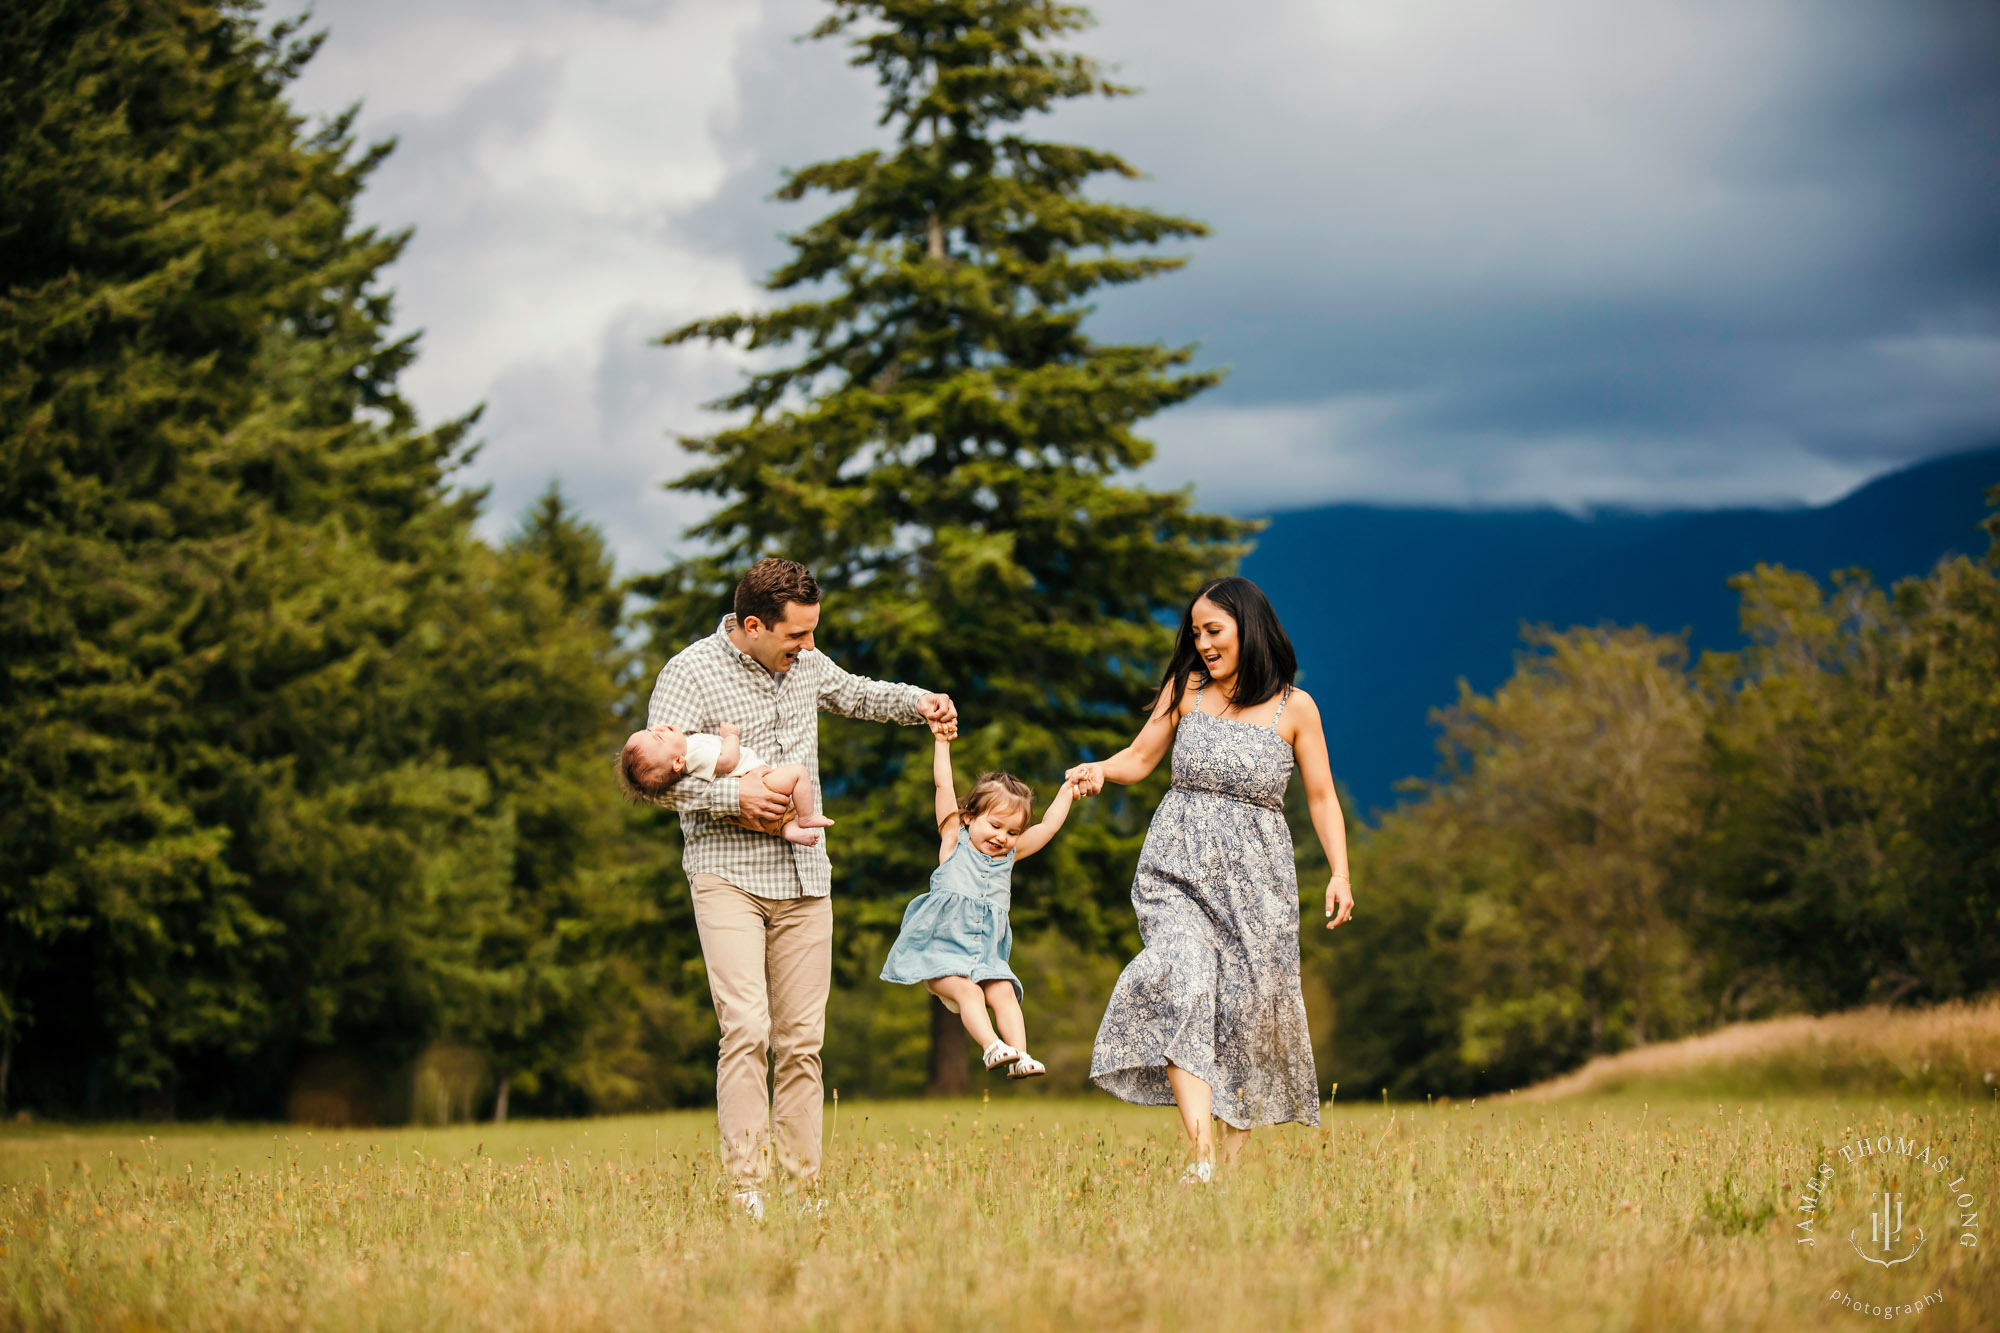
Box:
[290,0,2000,572]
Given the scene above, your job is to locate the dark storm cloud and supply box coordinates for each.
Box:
[1052,0,2000,502]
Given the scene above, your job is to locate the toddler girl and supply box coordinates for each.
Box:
[879,729,1080,1077]
[615,721,833,847]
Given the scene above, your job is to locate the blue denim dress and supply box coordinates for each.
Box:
[880,828,1022,1004]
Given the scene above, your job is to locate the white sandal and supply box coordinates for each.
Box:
[1007,1052,1046,1079]
[1180,1161,1214,1186]
[981,1041,1023,1071]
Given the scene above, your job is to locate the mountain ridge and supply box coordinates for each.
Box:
[1238,446,2000,814]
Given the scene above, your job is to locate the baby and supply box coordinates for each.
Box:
[615,722,834,847]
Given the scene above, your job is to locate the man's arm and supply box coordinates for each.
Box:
[813,650,934,724]
[642,655,741,816]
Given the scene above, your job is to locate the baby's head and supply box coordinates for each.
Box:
[955,772,1036,856]
[615,724,691,802]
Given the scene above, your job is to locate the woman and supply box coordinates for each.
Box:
[1067,576,1353,1182]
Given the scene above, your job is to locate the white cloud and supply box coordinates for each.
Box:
[293,0,778,564]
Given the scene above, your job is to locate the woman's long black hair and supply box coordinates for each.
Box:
[1157,576,1297,718]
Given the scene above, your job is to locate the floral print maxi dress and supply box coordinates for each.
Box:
[1089,688,1320,1129]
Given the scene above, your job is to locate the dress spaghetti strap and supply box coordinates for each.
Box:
[1270,685,1294,728]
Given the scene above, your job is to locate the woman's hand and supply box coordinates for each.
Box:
[1323,874,1354,930]
[1064,761,1106,797]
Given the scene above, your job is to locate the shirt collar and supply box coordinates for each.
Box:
[717,613,786,679]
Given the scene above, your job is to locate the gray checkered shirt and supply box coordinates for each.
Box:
[644,614,930,899]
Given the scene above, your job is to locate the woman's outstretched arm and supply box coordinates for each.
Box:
[1284,690,1354,929]
[1065,682,1185,794]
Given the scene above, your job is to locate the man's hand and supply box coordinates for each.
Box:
[745,804,798,838]
[918,692,957,736]
[738,768,791,827]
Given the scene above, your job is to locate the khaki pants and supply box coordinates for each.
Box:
[689,873,832,1192]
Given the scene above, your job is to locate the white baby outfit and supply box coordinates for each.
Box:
[680,732,766,783]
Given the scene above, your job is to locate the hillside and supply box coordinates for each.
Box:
[1516,998,2000,1101]
[1241,446,2000,812]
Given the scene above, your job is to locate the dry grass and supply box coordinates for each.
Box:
[1520,998,2000,1102]
[2,1092,1996,1332]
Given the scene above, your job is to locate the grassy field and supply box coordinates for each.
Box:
[3,1088,1995,1331]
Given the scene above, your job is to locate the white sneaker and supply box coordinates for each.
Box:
[731,1189,766,1222]
[797,1194,826,1221]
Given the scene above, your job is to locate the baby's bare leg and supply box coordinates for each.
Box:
[983,980,1027,1050]
[766,764,833,830]
[746,766,827,847]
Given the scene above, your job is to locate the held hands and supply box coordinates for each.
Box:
[1064,761,1106,798]
[918,692,958,739]
[1324,874,1354,931]
[916,694,1095,797]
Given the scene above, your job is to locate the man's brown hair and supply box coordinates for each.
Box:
[734,558,821,629]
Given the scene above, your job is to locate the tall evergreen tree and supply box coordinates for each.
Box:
[0,2,674,1119]
[464,489,711,1118]
[639,0,1251,1088]
[1,3,718,1121]
[0,0,472,1114]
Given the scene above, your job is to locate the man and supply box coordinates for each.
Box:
[640,558,955,1219]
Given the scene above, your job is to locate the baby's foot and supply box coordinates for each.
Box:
[781,824,822,847]
[797,813,835,829]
